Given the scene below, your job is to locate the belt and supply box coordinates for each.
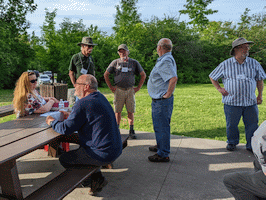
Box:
[152,95,173,102]
[117,87,132,91]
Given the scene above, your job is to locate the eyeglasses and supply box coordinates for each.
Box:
[86,45,94,48]
[30,79,37,83]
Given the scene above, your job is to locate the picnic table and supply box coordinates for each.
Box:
[0,113,128,200]
[0,104,14,118]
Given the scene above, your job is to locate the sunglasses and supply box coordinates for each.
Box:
[30,79,37,83]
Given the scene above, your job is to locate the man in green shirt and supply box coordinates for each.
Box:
[69,37,97,103]
[69,37,97,88]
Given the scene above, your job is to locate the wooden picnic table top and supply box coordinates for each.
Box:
[0,114,61,199]
[0,104,14,117]
[0,114,61,165]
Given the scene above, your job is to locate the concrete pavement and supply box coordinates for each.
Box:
[11,129,255,200]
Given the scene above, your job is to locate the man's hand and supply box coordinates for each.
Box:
[46,116,55,126]
[218,88,229,96]
[110,86,116,93]
[257,96,263,104]
[133,87,140,93]
[60,110,70,119]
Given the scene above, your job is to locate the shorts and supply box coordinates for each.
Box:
[114,87,135,113]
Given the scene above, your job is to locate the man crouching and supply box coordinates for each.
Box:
[46,74,122,196]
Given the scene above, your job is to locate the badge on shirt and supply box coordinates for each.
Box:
[121,67,129,72]
[80,68,88,74]
[236,74,246,80]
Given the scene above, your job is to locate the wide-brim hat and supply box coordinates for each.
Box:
[118,44,129,51]
[230,37,254,55]
[78,37,97,46]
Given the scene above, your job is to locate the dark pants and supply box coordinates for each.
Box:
[50,133,109,180]
[224,104,259,149]
[223,160,266,200]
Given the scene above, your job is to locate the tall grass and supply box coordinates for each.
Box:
[2,85,266,143]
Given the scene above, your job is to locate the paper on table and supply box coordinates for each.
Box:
[40,111,64,121]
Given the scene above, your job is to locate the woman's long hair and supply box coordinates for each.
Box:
[13,72,35,116]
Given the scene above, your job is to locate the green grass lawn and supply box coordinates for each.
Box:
[2,84,266,143]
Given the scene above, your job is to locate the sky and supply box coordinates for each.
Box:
[26,0,266,36]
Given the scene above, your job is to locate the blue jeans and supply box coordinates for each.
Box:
[151,95,174,158]
[224,104,258,149]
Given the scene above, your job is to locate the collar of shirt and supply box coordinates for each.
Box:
[79,52,89,58]
[120,57,130,62]
[157,52,172,62]
[232,56,250,64]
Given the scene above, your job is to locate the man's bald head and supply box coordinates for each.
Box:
[78,74,98,90]
[158,38,172,52]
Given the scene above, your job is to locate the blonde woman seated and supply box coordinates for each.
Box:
[13,71,59,117]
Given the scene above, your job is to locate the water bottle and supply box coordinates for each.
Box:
[59,99,64,110]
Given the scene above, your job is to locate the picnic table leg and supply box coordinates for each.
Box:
[0,159,23,200]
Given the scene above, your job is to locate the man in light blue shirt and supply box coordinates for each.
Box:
[209,37,266,151]
[147,38,178,162]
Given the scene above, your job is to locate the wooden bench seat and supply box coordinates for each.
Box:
[24,166,99,200]
[24,134,129,200]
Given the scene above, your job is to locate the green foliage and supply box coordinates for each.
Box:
[113,0,142,42]
[179,0,218,30]
[2,0,266,89]
[0,0,36,89]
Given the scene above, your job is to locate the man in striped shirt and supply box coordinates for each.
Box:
[209,37,266,152]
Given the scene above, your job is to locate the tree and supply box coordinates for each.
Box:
[0,0,37,89]
[179,0,218,30]
[113,0,142,44]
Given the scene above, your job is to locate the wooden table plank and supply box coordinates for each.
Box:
[0,128,60,165]
[0,123,50,147]
[0,115,46,138]
[0,104,14,117]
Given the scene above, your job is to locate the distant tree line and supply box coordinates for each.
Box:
[0,0,265,89]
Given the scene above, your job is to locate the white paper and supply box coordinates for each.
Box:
[40,111,64,121]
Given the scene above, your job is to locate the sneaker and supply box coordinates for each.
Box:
[88,177,108,196]
[148,153,170,162]
[226,144,236,151]
[129,130,137,139]
[149,145,158,152]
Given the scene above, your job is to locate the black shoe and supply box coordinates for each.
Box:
[89,177,108,196]
[81,177,92,187]
[149,145,158,152]
[148,153,170,162]
[226,144,236,151]
[129,130,137,139]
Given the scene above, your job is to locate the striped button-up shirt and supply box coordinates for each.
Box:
[209,56,266,106]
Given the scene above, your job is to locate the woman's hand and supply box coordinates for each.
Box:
[49,97,59,103]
